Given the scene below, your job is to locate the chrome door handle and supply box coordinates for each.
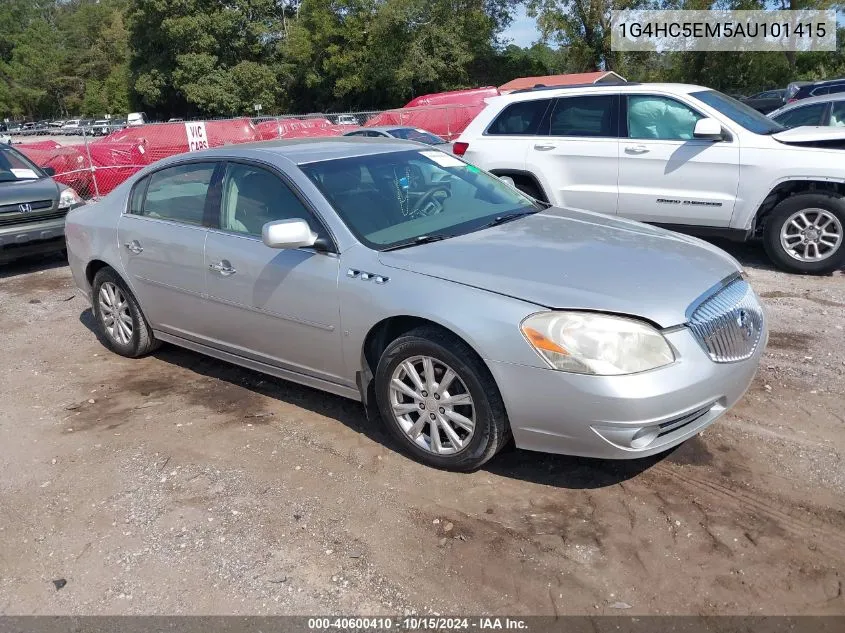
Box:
[209,260,236,276]
[533,143,557,151]
[624,145,649,154]
[124,240,143,254]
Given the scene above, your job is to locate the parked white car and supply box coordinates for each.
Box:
[768,92,845,129]
[61,119,82,135]
[455,83,845,274]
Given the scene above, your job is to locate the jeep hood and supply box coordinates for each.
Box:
[771,126,845,144]
[377,208,741,328]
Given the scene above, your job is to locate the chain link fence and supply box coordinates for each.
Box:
[7,104,480,200]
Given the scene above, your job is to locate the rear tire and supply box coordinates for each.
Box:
[763,193,845,274]
[374,326,509,471]
[91,267,159,357]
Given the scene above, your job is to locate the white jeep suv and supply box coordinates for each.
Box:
[454,83,845,274]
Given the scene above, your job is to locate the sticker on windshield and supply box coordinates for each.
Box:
[11,168,38,179]
[419,151,465,168]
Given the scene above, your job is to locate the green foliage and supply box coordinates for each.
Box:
[1,0,845,120]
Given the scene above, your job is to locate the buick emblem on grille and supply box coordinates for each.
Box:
[18,203,33,213]
[737,309,755,341]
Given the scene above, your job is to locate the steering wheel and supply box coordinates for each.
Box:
[410,185,451,217]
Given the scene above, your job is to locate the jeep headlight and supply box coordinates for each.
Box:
[520,312,674,376]
[58,187,83,209]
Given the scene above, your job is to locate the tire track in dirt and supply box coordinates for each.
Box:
[647,463,845,556]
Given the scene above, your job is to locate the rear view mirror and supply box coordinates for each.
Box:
[693,118,723,140]
[42,166,56,176]
[262,218,317,249]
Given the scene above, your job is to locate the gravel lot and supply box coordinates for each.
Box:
[0,242,843,616]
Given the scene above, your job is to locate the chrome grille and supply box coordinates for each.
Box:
[687,277,764,363]
[0,199,53,214]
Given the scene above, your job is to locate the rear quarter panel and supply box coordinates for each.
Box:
[65,182,131,298]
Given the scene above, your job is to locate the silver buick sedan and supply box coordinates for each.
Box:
[65,138,767,471]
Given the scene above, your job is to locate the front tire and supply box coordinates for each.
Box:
[91,267,159,357]
[763,193,845,274]
[374,326,509,471]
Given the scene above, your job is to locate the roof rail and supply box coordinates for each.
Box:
[510,80,634,94]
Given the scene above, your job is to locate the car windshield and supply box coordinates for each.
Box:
[0,146,44,182]
[300,149,539,249]
[691,90,784,135]
[387,128,446,145]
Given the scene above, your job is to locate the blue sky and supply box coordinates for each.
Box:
[501,5,540,47]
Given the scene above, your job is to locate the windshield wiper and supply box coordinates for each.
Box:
[380,234,452,252]
[481,209,539,228]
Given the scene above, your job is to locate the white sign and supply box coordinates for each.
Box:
[185,121,209,152]
[419,150,466,168]
[11,168,38,179]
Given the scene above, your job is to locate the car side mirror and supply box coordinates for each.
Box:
[262,218,318,250]
[42,166,56,176]
[693,118,723,140]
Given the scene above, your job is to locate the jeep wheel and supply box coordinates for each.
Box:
[763,193,845,274]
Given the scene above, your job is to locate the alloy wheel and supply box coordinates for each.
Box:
[779,208,843,262]
[388,355,475,455]
[98,281,133,345]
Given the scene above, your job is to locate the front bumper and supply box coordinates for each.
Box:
[487,324,767,459]
[0,216,66,261]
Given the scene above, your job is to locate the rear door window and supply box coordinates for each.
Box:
[772,103,827,128]
[549,95,617,137]
[140,162,217,225]
[486,99,551,136]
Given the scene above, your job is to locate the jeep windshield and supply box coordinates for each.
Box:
[300,149,539,250]
[0,145,46,182]
[692,90,785,135]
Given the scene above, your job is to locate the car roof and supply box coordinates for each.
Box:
[179,137,426,165]
[492,82,710,104]
[350,126,417,133]
[772,91,845,115]
[807,77,845,87]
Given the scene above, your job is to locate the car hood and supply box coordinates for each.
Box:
[377,208,741,328]
[771,126,845,143]
[0,176,59,207]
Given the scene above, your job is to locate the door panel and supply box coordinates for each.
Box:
[204,233,344,383]
[117,162,217,337]
[526,94,619,214]
[202,162,345,383]
[617,95,739,226]
[118,216,208,335]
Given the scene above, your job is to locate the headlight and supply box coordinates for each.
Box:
[58,187,83,209]
[520,311,675,376]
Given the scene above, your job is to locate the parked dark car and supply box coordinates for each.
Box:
[790,78,845,103]
[0,143,84,262]
[741,89,786,114]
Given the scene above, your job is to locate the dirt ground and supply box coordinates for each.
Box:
[0,242,843,616]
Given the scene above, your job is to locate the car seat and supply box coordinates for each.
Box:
[321,164,401,236]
